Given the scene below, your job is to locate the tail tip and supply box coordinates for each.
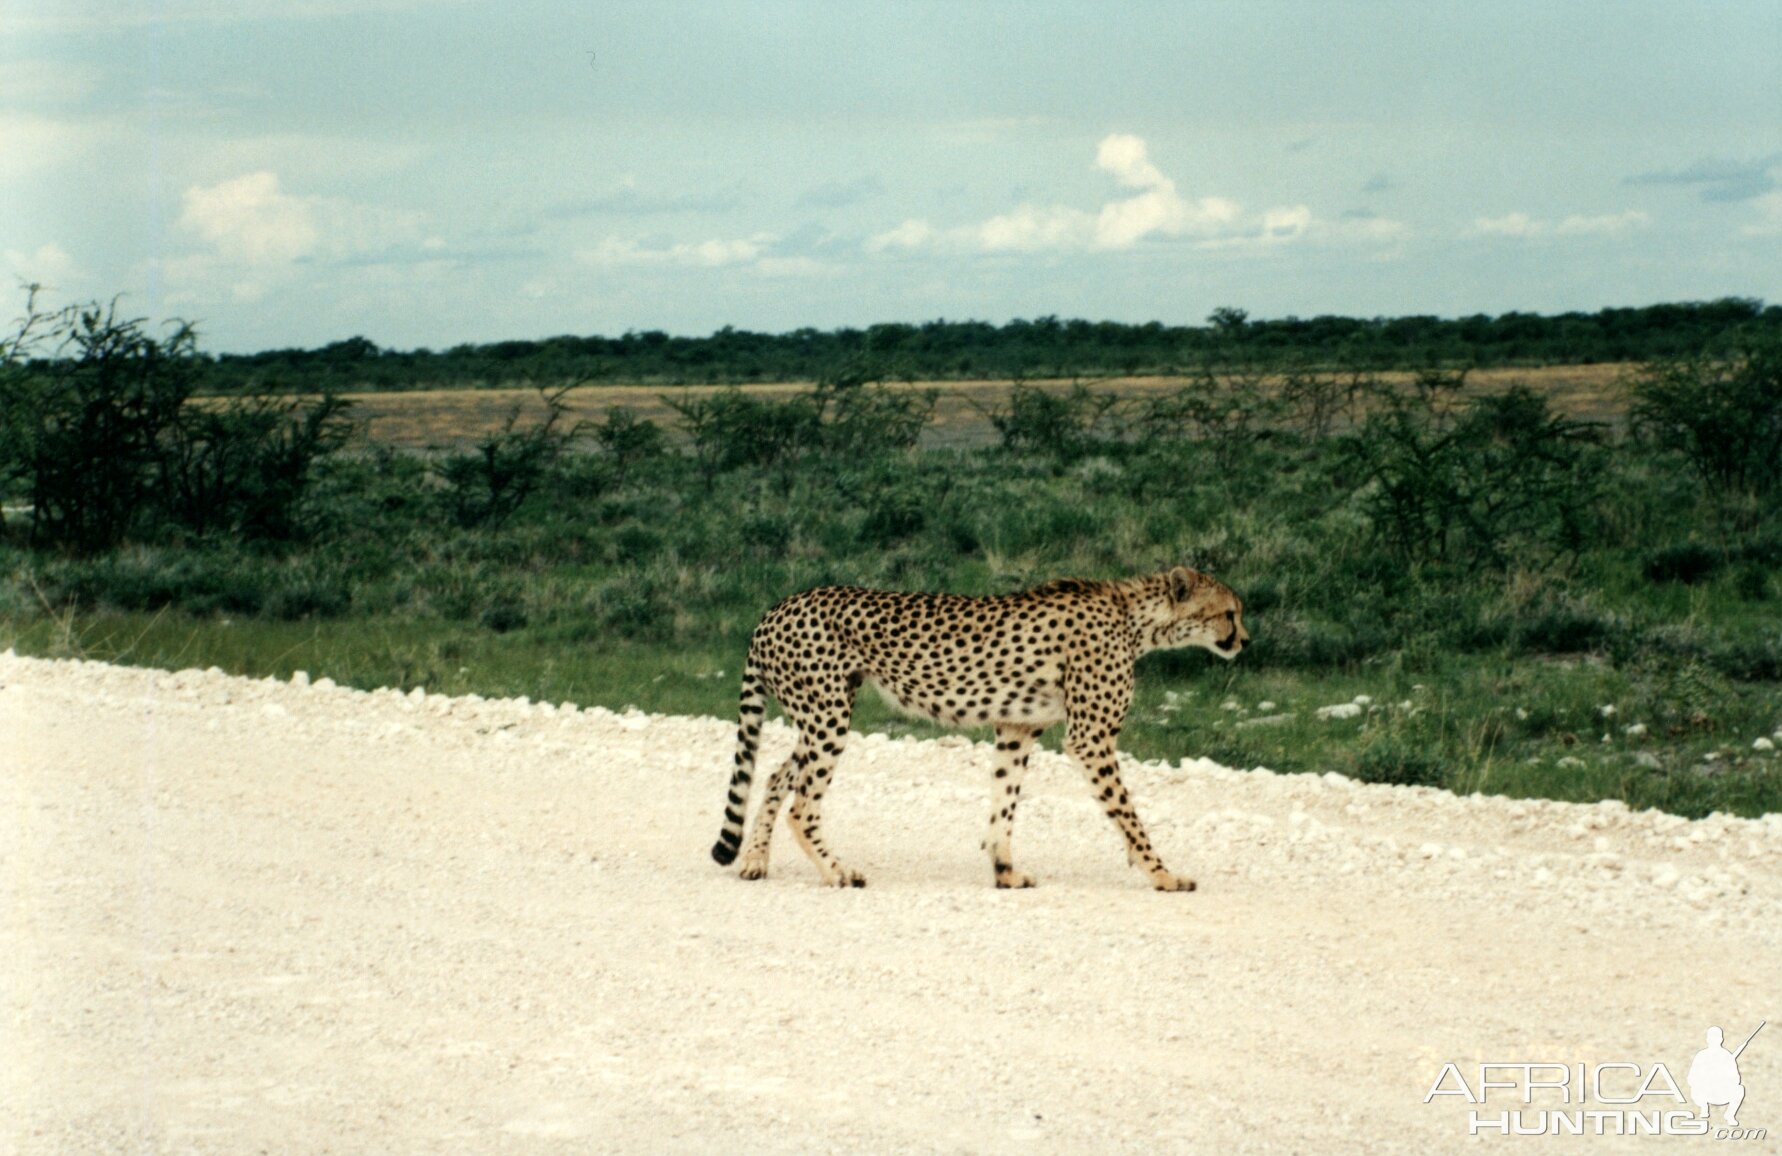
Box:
[711,840,738,866]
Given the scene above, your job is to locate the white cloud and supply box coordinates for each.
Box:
[1090,134,1244,250]
[180,171,321,263]
[167,171,428,305]
[1471,209,1648,238]
[1555,210,1649,236]
[0,59,99,105]
[977,203,1093,252]
[0,111,114,184]
[866,133,1303,257]
[579,234,774,268]
[1741,192,1782,237]
[1473,212,1541,237]
[865,218,938,253]
[3,242,79,288]
[1262,205,1314,240]
[1095,133,1166,189]
[577,231,836,277]
[177,170,426,266]
[754,256,831,278]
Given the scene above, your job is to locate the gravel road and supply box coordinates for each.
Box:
[5,651,1779,1153]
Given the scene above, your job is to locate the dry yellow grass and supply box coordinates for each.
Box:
[341,363,1639,449]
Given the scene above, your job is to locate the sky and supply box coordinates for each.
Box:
[4,1,1781,353]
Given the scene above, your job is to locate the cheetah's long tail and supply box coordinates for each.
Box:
[711,662,768,866]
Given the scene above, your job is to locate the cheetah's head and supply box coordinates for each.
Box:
[1148,565,1248,659]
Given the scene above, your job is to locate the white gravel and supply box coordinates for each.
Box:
[4,651,1779,1153]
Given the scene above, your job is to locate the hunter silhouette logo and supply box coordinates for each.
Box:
[1424,1020,1767,1139]
[1690,1022,1763,1128]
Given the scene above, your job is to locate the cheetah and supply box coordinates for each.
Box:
[709,566,1248,890]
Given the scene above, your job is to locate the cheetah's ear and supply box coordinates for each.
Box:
[1168,566,1202,604]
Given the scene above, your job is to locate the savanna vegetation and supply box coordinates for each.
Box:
[4,289,1780,819]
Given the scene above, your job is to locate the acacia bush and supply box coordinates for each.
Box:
[1344,374,1602,569]
[162,394,354,540]
[980,381,1123,462]
[1,291,352,552]
[434,386,583,529]
[1277,365,1371,439]
[590,407,665,489]
[1134,364,1284,469]
[663,370,935,489]
[1632,339,1782,509]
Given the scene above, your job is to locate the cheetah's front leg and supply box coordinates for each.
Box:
[985,724,1042,888]
[1066,736,1196,892]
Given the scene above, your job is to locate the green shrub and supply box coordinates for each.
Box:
[435,385,583,528]
[664,376,933,490]
[40,550,268,616]
[591,407,665,488]
[1705,638,1782,682]
[1350,739,1446,787]
[1,291,351,552]
[1508,596,1626,655]
[1134,363,1284,468]
[597,584,675,641]
[478,600,528,634]
[1241,613,1391,670]
[264,575,352,620]
[739,511,794,557]
[1,298,196,552]
[819,379,937,459]
[612,522,663,559]
[1278,366,1370,439]
[860,488,928,546]
[1632,338,1782,503]
[1643,542,1722,584]
[551,455,612,502]
[1345,379,1602,568]
[1733,561,1772,602]
[980,382,1122,462]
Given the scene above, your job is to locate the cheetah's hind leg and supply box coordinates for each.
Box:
[736,748,802,880]
[784,704,864,887]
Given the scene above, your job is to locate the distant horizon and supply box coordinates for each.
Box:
[192,294,1772,358]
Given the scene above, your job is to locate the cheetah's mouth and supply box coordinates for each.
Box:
[1215,630,1241,653]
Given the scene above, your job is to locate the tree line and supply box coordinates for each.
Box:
[184,298,1781,393]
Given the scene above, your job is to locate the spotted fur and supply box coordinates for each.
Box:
[710,566,1248,890]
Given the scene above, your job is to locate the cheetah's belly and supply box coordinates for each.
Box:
[863,673,1067,728]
